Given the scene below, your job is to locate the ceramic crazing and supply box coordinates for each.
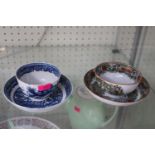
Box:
[94,62,142,95]
[4,75,73,113]
[84,70,150,106]
[16,63,61,99]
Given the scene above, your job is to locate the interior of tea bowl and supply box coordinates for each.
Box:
[94,62,142,95]
[16,63,61,98]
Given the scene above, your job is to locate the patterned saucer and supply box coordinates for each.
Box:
[84,70,150,106]
[0,116,59,129]
[4,75,73,113]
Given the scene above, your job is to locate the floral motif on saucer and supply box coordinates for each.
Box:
[84,70,150,106]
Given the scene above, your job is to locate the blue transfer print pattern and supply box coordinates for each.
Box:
[17,63,61,79]
[4,75,72,109]
[26,86,56,99]
[13,86,63,108]
[60,75,72,97]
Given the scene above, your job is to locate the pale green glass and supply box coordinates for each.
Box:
[66,88,118,129]
[66,98,105,128]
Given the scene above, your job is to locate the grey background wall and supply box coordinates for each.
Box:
[123,27,155,128]
[0,26,136,57]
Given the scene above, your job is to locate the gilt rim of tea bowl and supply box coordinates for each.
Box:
[94,61,142,86]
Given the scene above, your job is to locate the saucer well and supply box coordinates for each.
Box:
[0,116,59,129]
[84,70,150,106]
[4,75,73,113]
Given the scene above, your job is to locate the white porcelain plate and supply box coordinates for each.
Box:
[84,70,150,106]
[0,116,59,129]
[3,75,73,113]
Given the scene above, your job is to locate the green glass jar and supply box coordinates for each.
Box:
[66,86,118,129]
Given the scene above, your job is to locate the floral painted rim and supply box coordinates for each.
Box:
[94,61,142,85]
[84,69,150,105]
[16,62,61,86]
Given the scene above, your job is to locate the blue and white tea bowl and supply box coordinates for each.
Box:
[16,63,61,99]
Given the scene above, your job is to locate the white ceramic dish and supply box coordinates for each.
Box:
[0,116,59,129]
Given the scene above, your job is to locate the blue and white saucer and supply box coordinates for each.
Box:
[3,75,73,113]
